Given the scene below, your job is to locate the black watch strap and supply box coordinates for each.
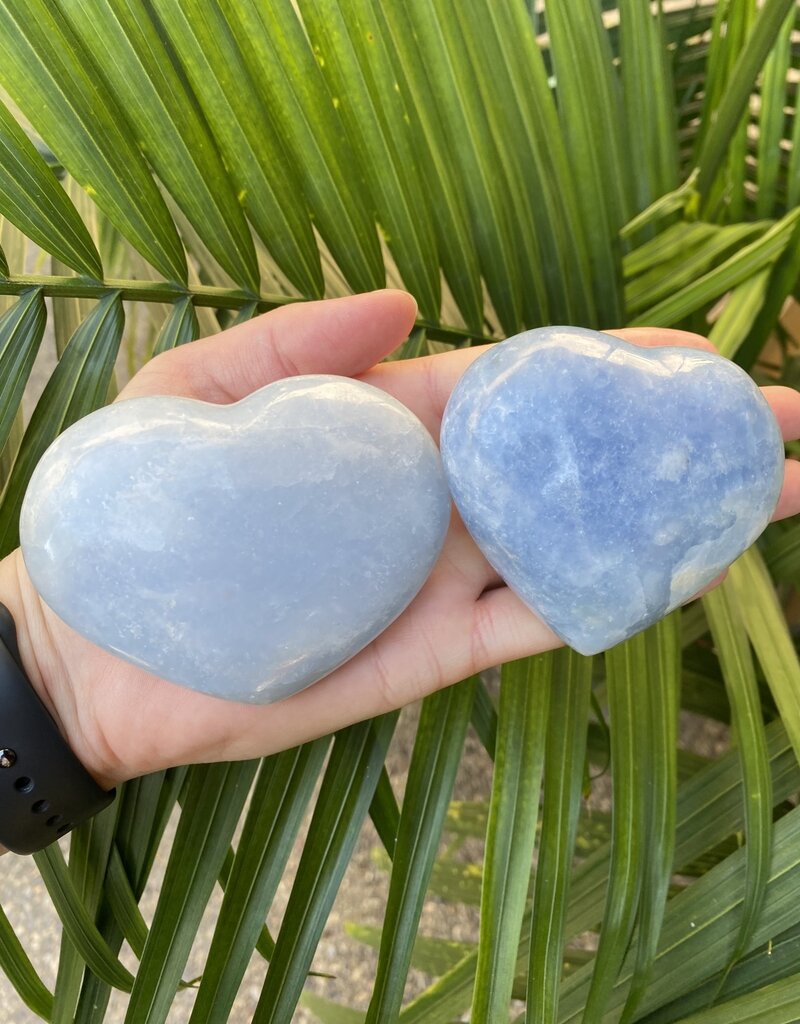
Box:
[0,603,115,854]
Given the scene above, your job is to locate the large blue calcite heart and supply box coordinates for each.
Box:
[441,327,785,655]
[20,376,450,702]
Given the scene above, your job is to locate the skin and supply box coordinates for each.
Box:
[0,288,799,792]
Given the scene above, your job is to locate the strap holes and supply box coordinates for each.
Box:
[31,799,50,814]
[13,776,33,793]
[46,815,63,828]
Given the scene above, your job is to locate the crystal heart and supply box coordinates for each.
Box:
[20,375,450,702]
[440,327,784,655]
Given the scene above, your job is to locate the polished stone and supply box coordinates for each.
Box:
[441,327,785,655]
[20,376,450,702]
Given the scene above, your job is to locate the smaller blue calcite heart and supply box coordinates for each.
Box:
[20,376,450,702]
[441,327,785,655]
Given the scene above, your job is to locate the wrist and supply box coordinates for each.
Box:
[0,549,118,792]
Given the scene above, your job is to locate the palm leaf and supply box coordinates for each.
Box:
[189,742,329,1024]
[215,0,385,296]
[618,0,679,211]
[526,650,593,1023]
[104,847,148,960]
[728,550,800,763]
[0,904,53,1019]
[366,681,475,1022]
[557,804,800,1021]
[460,0,596,325]
[33,842,134,993]
[642,922,800,1021]
[582,635,649,1020]
[147,0,325,299]
[0,0,185,281]
[0,100,102,277]
[399,715,800,1023]
[669,973,800,1024]
[57,0,259,294]
[0,288,46,453]
[545,0,632,325]
[0,291,124,555]
[703,585,772,982]
[124,761,259,1024]
[755,7,794,219]
[732,214,800,371]
[625,221,769,316]
[153,298,200,357]
[293,0,441,320]
[252,717,397,1023]
[707,270,771,359]
[392,0,523,332]
[472,656,551,1019]
[620,615,681,1022]
[629,207,800,326]
[51,806,121,1024]
[695,0,795,201]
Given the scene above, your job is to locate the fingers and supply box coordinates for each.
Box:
[438,510,505,594]
[772,459,800,521]
[120,289,418,403]
[470,586,563,665]
[360,326,724,437]
[359,346,491,438]
[762,384,800,522]
[762,386,800,442]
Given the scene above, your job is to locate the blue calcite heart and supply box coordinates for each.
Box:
[20,376,450,702]
[441,327,784,655]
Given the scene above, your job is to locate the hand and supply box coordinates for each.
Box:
[1,290,799,788]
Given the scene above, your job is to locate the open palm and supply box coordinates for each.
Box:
[2,289,799,788]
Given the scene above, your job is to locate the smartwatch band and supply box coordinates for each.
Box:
[0,603,115,854]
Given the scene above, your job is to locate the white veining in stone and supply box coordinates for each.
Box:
[21,376,450,702]
[441,327,785,655]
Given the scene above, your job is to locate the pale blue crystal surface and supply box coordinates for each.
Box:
[20,376,450,702]
[441,327,785,655]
